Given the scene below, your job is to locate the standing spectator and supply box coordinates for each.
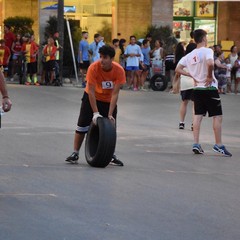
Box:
[3,25,15,78]
[176,29,232,157]
[234,52,240,94]
[11,33,22,80]
[53,32,62,83]
[78,31,90,87]
[214,52,227,94]
[171,42,185,94]
[112,39,121,64]
[138,33,152,45]
[228,45,238,90]
[225,58,232,93]
[150,39,164,61]
[124,35,142,90]
[119,38,126,69]
[65,45,126,166]
[21,34,39,86]
[0,39,11,77]
[43,37,57,85]
[0,71,12,113]
[89,33,105,63]
[173,42,197,130]
[140,39,151,90]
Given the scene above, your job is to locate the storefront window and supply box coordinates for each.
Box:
[40,0,114,42]
[173,0,194,17]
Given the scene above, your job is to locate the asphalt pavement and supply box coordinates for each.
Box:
[0,84,240,240]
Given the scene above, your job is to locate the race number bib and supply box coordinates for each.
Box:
[102,81,113,89]
[190,54,200,65]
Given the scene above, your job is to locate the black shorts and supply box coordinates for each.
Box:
[79,61,90,70]
[27,62,37,74]
[46,60,55,72]
[165,60,175,71]
[180,89,194,101]
[76,92,117,133]
[193,88,222,117]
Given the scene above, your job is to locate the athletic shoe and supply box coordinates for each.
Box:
[65,152,79,163]
[133,87,138,91]
[212,144,232,157]
[192,144,204,154]
[25,82,31,86]
[109,154,124,166]
[34,82,40,86]
[179,122,185,129]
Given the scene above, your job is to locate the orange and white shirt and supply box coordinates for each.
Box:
[85,61,126,102]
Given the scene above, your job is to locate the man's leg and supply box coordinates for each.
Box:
[73,132,85,152]
[192,114,204,154]
[212,115,222,146]
[193,114,203,144]
[66,132,86,163]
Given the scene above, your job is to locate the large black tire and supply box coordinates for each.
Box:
[85,117,116,168]
[150,73,168,91]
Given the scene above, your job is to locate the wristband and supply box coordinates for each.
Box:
[2,96,9,99]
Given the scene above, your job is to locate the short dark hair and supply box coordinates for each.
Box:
[112,38,119,45]
[145,33,152,39]
[142,39,149,46]
[99,45,115,59]
[193,29,207,44]
[94,33,100,39]
[82,31,88,35]
[186,42,197,54]
[4,24,11,30]
[130,35,136,40]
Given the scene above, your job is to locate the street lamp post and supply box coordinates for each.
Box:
[57,0,64,84]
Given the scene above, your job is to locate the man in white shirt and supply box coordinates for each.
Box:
[124,36,142,91]
[175,29,232,157]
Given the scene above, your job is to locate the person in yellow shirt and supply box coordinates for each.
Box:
[112,38,121,64]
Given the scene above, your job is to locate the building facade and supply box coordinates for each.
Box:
[0,0,240,49]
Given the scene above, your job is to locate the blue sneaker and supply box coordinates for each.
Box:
[192,144,204,154]
[212,144,232,157]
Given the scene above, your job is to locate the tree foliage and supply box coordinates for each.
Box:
[4,16,34,36]
[44,16,81,67]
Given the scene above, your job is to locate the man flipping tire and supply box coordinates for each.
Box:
[66,45,126,166]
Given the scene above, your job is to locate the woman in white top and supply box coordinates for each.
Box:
[228,45,238,85]
[150,40,164,60]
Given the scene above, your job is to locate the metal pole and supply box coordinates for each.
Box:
[66,19,79,84]
[57,0,64,85]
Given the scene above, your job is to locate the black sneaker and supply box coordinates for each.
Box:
[109,155,124,166]
[179,122,185,129]
[65,152,79,164]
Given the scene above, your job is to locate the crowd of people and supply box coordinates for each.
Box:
[1,24,61,86]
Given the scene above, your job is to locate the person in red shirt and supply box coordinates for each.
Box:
[4,25,15,78]
[4,25,15,50]
[43,37,57,85]
[66,45,126,166]
[0,39,11,77]
[11,33,22,78]
[21,34,39,86]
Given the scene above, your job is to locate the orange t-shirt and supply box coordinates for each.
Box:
[85,61,126,102]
